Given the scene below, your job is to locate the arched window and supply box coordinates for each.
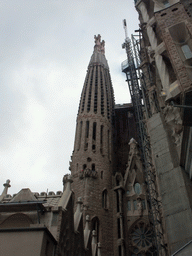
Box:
[102,189,108,209]
[134,183,141,195]
[92,217,99,241]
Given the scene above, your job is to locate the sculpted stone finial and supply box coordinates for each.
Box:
[101,40,105,54]
[129,138,139,156]
[0,179,11,202]
[94,34,101,45]
[94,34,105,55]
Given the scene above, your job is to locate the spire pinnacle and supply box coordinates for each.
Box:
[94,34,105,55]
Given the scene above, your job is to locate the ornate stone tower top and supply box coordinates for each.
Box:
[94,34,105,55]
[89,34,109,69]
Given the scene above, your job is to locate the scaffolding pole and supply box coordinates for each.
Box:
[122,26,167,256]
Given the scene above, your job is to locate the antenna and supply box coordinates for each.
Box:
[123,19,128,39]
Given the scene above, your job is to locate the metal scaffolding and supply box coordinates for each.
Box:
[122,20,167,256]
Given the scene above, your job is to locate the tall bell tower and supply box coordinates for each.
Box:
[70,35,115,255]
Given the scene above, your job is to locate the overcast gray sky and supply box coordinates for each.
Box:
[0,0,139,195]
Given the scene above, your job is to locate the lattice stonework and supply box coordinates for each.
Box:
[129,220,155,256]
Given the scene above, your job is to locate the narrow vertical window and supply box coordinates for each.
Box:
[117,218,121,238]
[127,200,131,211]
[86,121,89,138]
[142,200,146,210]
[87,68,94,112]
[94,66,98,113]
[100,125,103,154]
[93,122,97,140]
[92,217,99,241]
[77,121,83,151]
[118,245,122,256]
[84,121,89,150]
[100,70,104,116]
[92,164,95,171]
[133,200,137,210]
[102,190,108,209]
[92,122,97,151]
[116,191,119,212]
[134,183,141,195]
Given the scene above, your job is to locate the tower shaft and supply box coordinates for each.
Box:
[71,35,115,255]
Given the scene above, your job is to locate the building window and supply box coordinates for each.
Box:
[142,200,146,210]
[116,191,119,212]
[100,125,103,153]
[92,217,99,241]
[181,44,192,60]
[117,218,121,238]
[92,122,97,151]
[85,121,89,138]
[118,245,122,256]
[77,121,83,151]
[133,200,137,210]
[130,222,152,252]
[93,122,97,140]
[92,164,95,171]
[102,189,108,209]
[127,200,131,211]
[134,183,141,195]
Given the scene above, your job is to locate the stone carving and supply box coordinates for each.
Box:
[94,34,101,46]
[129,138,140,156]
[147,46,155,63]
[79,168,98,179]
[0,179,11,202]
[163,105,183,146]
[148,86,158,115]
[101,40,105,54]
[94,34,105,55]
[63,174,73,184]
[137,198,143,217]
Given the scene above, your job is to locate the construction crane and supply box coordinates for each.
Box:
[122,19,167,256]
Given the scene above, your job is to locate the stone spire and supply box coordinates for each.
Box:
[71,35,115,254]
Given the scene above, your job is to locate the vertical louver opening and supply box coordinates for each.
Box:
[77,121,83,151]
[87,69,94,112]
[94,66,98,113]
